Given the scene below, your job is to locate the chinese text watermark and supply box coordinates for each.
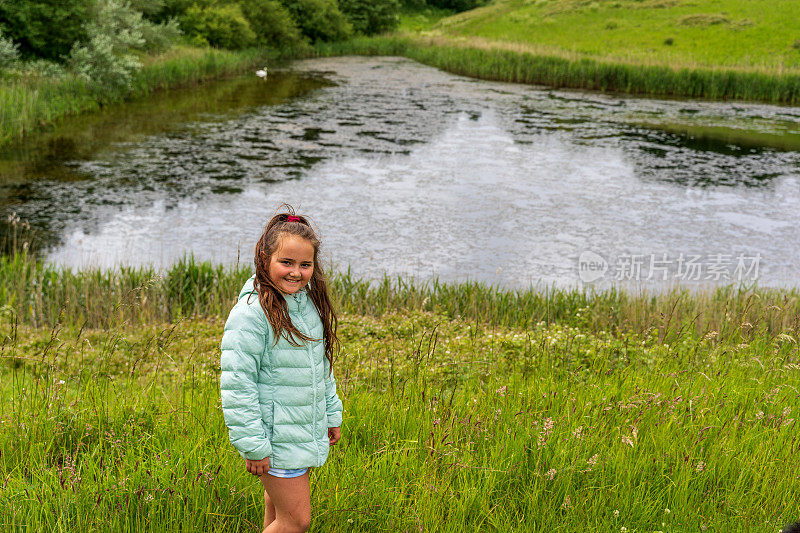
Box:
[578,251,761,284]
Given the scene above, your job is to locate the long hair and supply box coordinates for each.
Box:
[252,204,339,376]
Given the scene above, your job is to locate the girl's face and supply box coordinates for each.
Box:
[268,234,315,294]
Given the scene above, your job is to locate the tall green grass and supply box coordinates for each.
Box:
[313,36,800,104]
[1,303,798,530]
[1,249,798,348]
[0,76,94,147]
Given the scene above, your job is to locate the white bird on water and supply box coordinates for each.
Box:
[256,66,268,79]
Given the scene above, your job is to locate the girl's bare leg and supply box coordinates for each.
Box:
[263,490,277,529]
[259,471,311,533]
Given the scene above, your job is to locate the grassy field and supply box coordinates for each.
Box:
[0,252,799,531]
[425,0,800,72]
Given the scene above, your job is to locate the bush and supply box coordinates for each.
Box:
[0,30,20,69]
[0,0,89,61]
[70,0,145,100]
[281,0,352,42]
[127,0,182,53]
[339,0,400,35]
[69,0,177,99]
[240,0,304,48]
[139,17,182,53]
[179,4,256,49]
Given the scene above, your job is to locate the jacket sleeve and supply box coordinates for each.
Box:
[220,302,272,460]
[323,355,343,428]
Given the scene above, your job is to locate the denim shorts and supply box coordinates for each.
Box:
[267,467,308,478]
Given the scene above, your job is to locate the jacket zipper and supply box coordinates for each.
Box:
[293,291,320,464]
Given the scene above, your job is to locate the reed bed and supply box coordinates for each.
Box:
[1,248,799,348]
[312,36,800,104]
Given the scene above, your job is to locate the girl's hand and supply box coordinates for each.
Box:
[328,426,341,445]
[245,457,270,476]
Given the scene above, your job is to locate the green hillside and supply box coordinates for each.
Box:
[427,0,800,72]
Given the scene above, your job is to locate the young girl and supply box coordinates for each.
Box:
[220,207,343,533]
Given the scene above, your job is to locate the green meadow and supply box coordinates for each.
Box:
[425,0,800,72]
[0,252,799,531]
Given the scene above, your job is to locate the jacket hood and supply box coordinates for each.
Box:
[238,276,258,300]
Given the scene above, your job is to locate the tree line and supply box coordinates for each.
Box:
[1,0,487,59]
[0,0,484,97]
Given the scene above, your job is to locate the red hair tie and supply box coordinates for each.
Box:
[287,215,300,222]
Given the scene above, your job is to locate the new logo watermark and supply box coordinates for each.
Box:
[578,252,761,283]
[578,251,608,283]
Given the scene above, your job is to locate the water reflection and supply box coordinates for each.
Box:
[2,56,800,289]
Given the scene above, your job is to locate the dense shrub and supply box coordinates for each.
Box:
[281,0,352,42]
[179,4,256,49]
[69,0,145,97]
[139,17,182,53]
[69,0,179,98]
[0,0,89,61]
[339,0,400,35]
[240,0,304,48]
[0,30,20,69]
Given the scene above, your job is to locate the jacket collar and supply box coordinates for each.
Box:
[282,286,308,310]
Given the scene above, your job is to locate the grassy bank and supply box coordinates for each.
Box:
[0,45,289,148]
[386,0,800,103]
[1,276,799,530]
[432,0,800,73]
[313,35,800,104]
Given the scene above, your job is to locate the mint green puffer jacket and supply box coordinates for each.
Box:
[220,276,343,469]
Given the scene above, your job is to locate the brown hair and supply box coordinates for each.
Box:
[252,204,339,376]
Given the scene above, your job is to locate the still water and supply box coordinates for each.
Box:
[1,56,799,290]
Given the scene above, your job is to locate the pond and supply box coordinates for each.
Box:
[1,56,799,290]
